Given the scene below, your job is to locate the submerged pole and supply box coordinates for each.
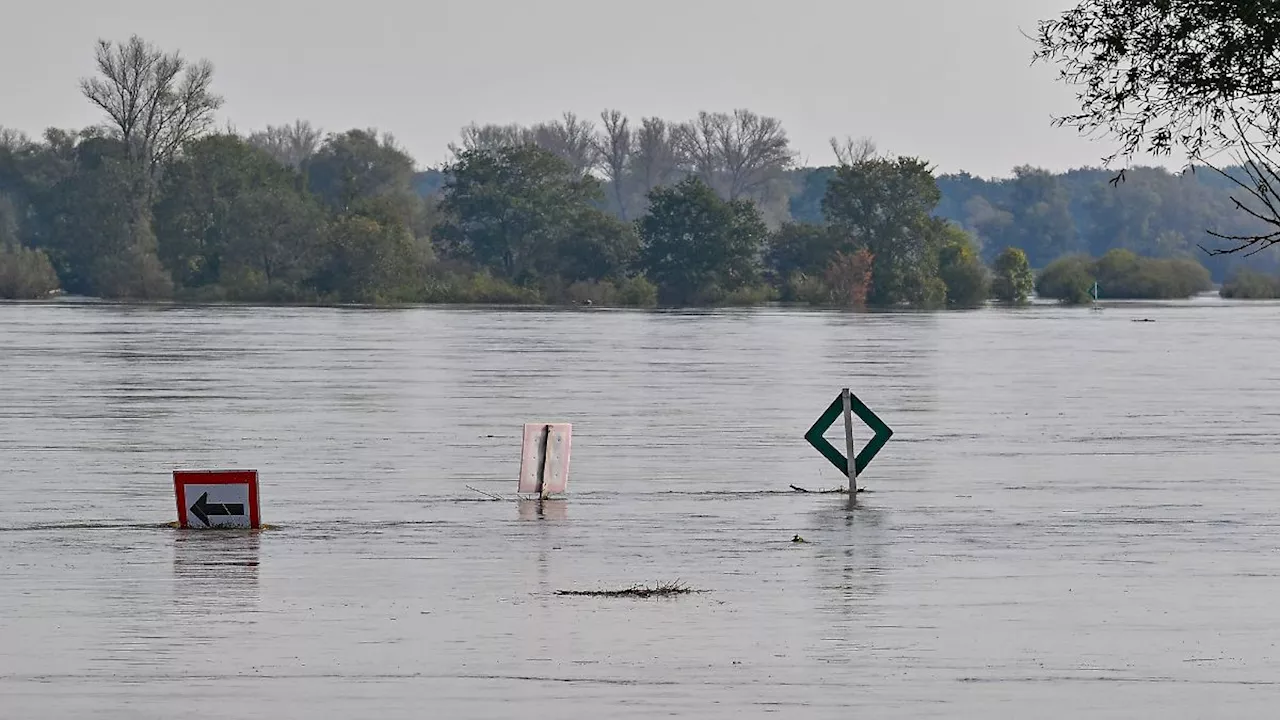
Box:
[841,388,857,496]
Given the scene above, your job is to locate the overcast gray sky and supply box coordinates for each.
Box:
[0,0,1166,177]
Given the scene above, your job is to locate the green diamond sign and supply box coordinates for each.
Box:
[804,391,893,476]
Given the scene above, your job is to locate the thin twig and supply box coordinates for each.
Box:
[465,485,506,501]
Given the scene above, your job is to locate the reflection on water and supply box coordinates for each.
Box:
[171,529,261,609]
[3,301,1280,718]
[517,498,569,522]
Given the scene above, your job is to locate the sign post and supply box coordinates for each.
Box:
[841,388,858,494]
[173,470,261,529]
[805,390,893,494]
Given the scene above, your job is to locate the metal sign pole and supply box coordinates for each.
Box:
[841,388,857,496]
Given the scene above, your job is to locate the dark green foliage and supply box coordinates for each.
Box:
[307,130,417,220]
[436,145,635,287]
[638,177,767,305]
[155,134,314,291]
[991,247,1034,303]
[34,135,172,298]
[766,222,840,282]
[310,214,428,304]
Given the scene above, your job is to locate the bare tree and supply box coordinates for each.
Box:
[449,122,535,156]
[594,109,633,218]
[531,112,598,176]
[80,35,222,190]
[674,113,721,191]
[248,120,323,170]
[830,135,877,166]
[0,127,30,152]
[631,117,686,198]
[721,110,794,200]
[451,113,598,176]
[674,109,794,201]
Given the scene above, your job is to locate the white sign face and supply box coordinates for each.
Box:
[183,484,252,528]
[173,470,260,529]
[518,423,572,496]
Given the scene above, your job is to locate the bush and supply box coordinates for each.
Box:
[1036,250,1211,303]
[614,276,659,307]
[419,270,542,305]
[1093,249,1211,299]
[0,244,60,299]
[561,277,657,307]
[1036,254,1096,304]
[1221,269,1280,299]
[781,272,832,305]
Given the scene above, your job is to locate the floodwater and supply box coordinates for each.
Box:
[2,298,1280,718]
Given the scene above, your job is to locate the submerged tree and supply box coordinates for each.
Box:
[991,247,1035,303]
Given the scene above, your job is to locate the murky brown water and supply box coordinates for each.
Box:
[3,299,1280,718]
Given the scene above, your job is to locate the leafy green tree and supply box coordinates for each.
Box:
[638,177,767,305]
[310,213,427,304]
[154,134,310,290]
[937,226,990,307]
[991,247,1034,303]
[437,145,632,285]
[553,209,640,284]
[822,156,944,306]
[217,187,327,300]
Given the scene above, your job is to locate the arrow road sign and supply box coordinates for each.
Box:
[805,390,893,477]
[189,492,246,527]
[173,470,261,529]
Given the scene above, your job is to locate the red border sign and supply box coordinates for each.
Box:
[173,470,261,529]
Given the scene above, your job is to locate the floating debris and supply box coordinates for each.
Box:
[789,485,865,494]
[556,581,699,598]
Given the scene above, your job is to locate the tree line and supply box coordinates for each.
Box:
[2,34,1269,306]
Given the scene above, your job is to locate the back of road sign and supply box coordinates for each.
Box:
[518,423,571,497]
[173,470,261,529]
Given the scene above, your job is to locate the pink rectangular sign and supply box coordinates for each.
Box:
[518,423,572,496]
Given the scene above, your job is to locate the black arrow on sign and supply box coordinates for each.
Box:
[189,492,246,527]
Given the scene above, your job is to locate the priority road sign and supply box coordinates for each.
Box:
[173,470,260,529]
[804,390,893,479]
